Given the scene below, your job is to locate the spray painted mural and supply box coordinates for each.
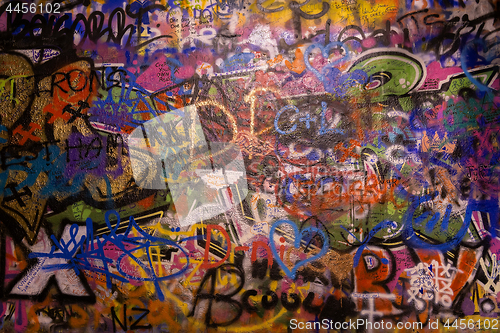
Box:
[0,0,499,331]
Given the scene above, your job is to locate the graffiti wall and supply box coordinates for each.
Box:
[0,0,499,331]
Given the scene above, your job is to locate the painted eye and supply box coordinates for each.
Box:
[365,71,393,90]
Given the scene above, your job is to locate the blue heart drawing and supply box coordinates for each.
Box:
[461,39,495,93]
[303,42,350,83]
[269,220,329,279]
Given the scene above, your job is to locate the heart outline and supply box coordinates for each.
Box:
[303,42,350,83]
[269,219,329,279]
